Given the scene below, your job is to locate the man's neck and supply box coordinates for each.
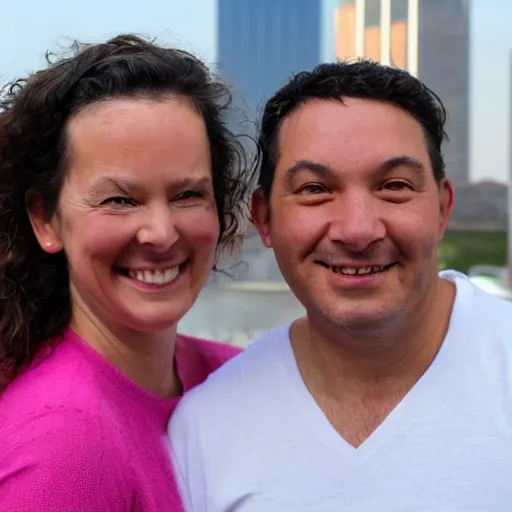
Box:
[70,301,181,399]
[289,278,456,446]
[293,277,456,391]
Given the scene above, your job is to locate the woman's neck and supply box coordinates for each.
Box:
[70,306,181,398]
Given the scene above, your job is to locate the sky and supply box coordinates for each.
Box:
[0,0,511,183]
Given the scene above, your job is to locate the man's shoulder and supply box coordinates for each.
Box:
[175,333,243,391]
[178,333,242,366]
[443,270,512,322]
[173,324,291,416]
[441,270,512,357]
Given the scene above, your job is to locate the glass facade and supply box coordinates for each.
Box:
[217,0,321,114]
[335,0,356,61]
[390,0,408,69]
[418,0,470,184]
[333,0,470,184]
[364,0,381,61]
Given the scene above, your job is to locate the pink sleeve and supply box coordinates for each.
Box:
[0,409,131,511]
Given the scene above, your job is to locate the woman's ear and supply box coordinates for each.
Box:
[25,191,63,253]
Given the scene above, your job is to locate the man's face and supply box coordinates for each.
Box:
[252,97,453,332]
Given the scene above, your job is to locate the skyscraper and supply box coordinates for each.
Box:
[508,49,512,284]
[217,0,324,283]
[217,0,321,115]
[335,0,470,185]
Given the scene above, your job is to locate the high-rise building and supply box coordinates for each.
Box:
[508,49,512,283]
[335,0,470,185]
[217,0,324,283]
[217,0,321,115]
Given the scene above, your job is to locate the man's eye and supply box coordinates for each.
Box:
[100,196,136,206]
[383,181,412,191]
[299,184,327,194]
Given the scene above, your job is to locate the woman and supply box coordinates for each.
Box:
[0,35,246,510]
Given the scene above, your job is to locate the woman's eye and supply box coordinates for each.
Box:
[176,190,203,200]
[100,196,136,206]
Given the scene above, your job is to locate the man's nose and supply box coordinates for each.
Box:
[326,192,386,253]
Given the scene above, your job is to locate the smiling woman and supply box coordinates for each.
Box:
[0,35,248,511]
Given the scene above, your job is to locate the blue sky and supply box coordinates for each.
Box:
[1,0,510,183]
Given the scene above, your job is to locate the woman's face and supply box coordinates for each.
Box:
[30,97,220,335]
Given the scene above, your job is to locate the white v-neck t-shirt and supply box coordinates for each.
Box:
[169,271,512,511]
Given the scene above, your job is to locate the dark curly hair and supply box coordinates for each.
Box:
[254,60,448,198]
[0,34,249,384]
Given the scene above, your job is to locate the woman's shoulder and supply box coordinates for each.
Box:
[175,333,243,391]
[0,334,107,423]
[0,371,108,445]
[0,405,132,509]
[0,337,133,508]
[177,333,242,364]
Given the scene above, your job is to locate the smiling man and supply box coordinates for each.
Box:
[169,61,512,511]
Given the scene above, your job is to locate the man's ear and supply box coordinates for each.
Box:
[251,188,272,248]
[25,191,63,253]
[437,178,454,242]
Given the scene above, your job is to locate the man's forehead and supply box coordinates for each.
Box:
[275,98,429,167]
[280,96,421,133]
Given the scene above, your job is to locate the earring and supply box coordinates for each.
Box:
[45,242,52,248]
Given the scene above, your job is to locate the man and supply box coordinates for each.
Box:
[169,61,512,511]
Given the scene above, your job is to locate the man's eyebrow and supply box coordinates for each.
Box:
[376,155,426,177]
[284,160,335,186]
[284,156,426,185]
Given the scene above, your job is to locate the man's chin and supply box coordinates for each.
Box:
[316,304,403,335]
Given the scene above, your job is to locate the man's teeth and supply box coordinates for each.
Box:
[128,267,179,285]
[330,265,386,275]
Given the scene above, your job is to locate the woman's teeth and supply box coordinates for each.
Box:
[128,267,179,285]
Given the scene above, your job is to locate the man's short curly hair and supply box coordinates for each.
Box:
[253,60,448,199]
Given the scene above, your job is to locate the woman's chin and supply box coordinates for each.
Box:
[116,304,193,335]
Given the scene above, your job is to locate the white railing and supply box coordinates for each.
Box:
[178,281,305,347]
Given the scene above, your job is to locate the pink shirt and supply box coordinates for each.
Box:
[0,329,241,511]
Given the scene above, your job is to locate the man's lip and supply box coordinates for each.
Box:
[314,260,395,268]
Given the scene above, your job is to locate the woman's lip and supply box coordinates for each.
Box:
[115,259,189,273]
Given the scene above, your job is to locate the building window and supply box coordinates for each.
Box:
[364,0,381,61]
[390,0,408,69]
[335,0,356,61]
